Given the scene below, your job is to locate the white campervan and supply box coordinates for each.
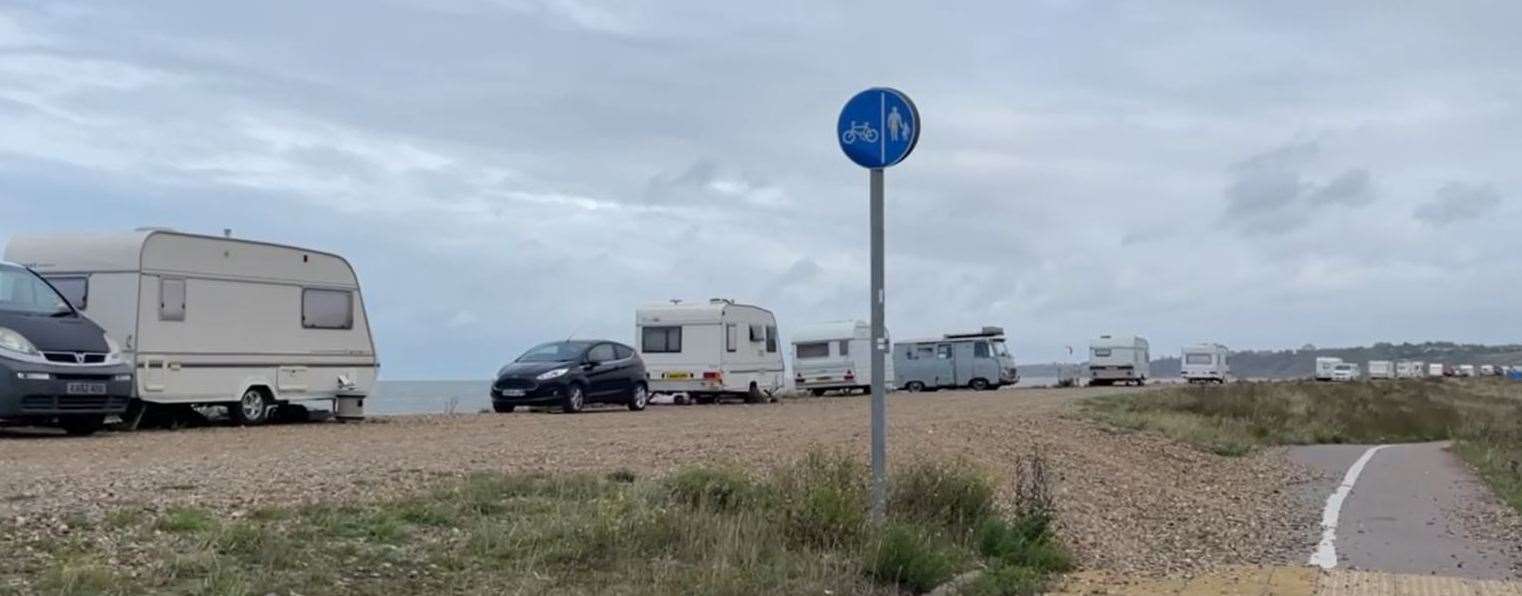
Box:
[636,299,784,403]
[791,320,893,396]
[1088,335,1150,386]
[1180,343,1229,384]
[4,230,378,425]
[1315,357,1343,382]
[1367,360,1395,380]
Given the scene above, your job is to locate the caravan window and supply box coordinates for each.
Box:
[914,345,934,360]
[642,326,682,353]
[749,324,764,342]
[46,276,88,310]
[1185,353,1213,365]
[159,278,186,321]
[937,345,953,359]
[838,340,849,356]
[796,342,828,359]
[766,325,778,353]
[1092,348,1112,358]
[973,342,991,358]
[726,324,737,352]
[302,289,354,330]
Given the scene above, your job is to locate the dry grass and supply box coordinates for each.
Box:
[8,452,1069,596]
[1082,378,1522,512]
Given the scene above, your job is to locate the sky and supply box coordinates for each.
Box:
[0,1,1518,379]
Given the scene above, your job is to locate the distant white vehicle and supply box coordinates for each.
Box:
[1089,335,1150,386]
[1180,343,1229,384]
[1395,360,1425,379]
[893,327,1018,392]
[1428,362,1446,377]
[1458,364,1477,377]
[1367,360,1395,380]
[1315,357,1344,382]
[5,229,378,424]
[636,299,784,403]
[1331,363,1361,382]
[1479,365,1496,376]
[791,320,893,396]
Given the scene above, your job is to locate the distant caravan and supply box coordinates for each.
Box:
[892,327,1018,392]
[791,320,893,396]
[1367,360,1395,380]
[636,299,784,404]
[5,230,378,426]
[1089,335,1150,386]
[1180,343,1229,384]
[1315,357,1343,382]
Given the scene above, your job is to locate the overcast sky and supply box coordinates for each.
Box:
[1,1,1518,378]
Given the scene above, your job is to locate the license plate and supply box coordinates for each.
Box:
[663,372,692,380]
[66,382,107,396]
[503,389,526,397]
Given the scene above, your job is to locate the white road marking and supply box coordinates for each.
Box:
[1309,445,1387,569]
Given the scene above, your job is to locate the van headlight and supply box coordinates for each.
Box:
[536,367,570,381]
[103,336,124,365]
[0,327,40,359]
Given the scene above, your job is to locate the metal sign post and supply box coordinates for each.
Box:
[837,87,919,522]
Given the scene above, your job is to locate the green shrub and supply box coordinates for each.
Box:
[774,452,868,548]
[890,458,996,532]
[666,466,757,512]
[156,507,217,534]
[962,561,1045,596]
[864,524,960,593]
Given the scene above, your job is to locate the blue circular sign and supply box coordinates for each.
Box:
[837,87,920,169]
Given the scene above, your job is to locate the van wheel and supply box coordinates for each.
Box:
[627,383,649,411]
[229,388,272,426]
[968,378,990,391]
[59,416,105,436]
[904,381,925,392]
[745,383,763,404]
[562,384,585,413]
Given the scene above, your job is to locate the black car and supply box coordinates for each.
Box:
[491,340,648,413]
[0,262,133,435]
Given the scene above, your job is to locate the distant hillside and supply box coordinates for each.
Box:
[1021,342,1522,380]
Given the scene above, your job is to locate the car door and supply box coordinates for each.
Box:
[585,343,620,397]
[613,344,641,392]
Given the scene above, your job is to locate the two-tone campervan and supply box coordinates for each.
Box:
[5,230,378,425]
[1088,335,1150,386]
[1180,343,1229,384]
[635,299,784,403]
[892,327,1018,392]
[1315,357,1343,382]
[791,320,893,396]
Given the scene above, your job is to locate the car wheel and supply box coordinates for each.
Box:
[968,378,990,391]
[627,383,649,411]
[562,384,585,414]
[745,383,763,404]
[493,403,516,413]
[904,381,925,392]
[229,388,272,426]
[59,415,105,436]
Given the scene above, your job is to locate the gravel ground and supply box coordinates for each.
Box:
[0,386,1318,576]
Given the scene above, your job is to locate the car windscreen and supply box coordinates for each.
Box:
[0,265,73,316]
[516,341,587,362]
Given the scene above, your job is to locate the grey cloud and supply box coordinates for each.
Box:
[1310,168,1373,207]
[1414,182,1502,226]
[1222,142,1376,234]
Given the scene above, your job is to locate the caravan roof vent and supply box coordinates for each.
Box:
[944,326,1005,339]
[134,226,178,233]
[709,298,734,305]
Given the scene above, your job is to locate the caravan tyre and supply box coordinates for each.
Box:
[627,384,649,411]
[562,384,585,414]
[229,388,272,426]
[745,383,763,404]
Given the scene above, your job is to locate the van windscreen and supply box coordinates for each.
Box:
[0,265,72,316]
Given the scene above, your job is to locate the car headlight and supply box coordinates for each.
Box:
[103,335,124,365]
[536,367,570,381]
[0,327,40,358]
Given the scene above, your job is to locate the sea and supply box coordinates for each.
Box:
[369,376,1061,416]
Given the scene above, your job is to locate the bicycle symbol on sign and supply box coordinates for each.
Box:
[840,121,879,145]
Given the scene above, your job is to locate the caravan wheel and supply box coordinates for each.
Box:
[744,383,763,404]
[230,388,272,426]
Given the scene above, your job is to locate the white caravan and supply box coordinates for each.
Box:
[4,230,377,424]
[1088,335,1150,386]
[636,299,784,403]
[1458,364,1477,377]
[1180,343,1229,384]
[791,320,893,396]
[1315,357,1343,382]
[1367,360,1395,380]
[1428,363,1446,377]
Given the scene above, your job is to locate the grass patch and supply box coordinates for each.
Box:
[1083,378,1522,513]
[9,452,1072,595]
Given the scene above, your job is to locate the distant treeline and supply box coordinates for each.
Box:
[1022,342,1522,380]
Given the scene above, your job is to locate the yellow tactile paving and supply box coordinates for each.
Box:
[1049,567,1521,596]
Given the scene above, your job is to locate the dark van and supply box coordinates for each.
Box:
[0,262,132,435]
